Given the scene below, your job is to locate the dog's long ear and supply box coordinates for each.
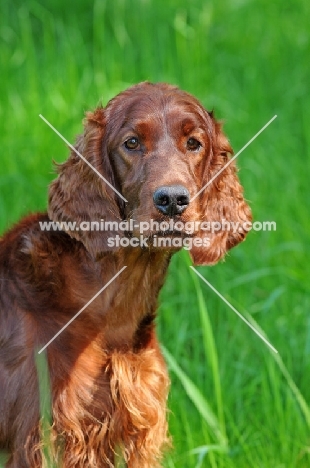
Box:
[48,108,124,259]
[189,116,252,265]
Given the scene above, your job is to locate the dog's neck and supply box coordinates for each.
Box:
[96,247,172,350]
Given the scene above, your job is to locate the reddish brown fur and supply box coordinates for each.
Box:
[0,82,251,467]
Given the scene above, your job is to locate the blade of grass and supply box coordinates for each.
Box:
[190,445,229,468]
[241,313,310,428]
[162,345,228,450]
[35,350,58,467]
[189,264,227,446]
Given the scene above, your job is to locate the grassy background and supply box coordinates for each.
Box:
[1,0,309,466]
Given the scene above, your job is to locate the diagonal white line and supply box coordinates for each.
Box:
[39,114,128,203]
[191,115,277,202]
[190,266,278,353]
[38,266,127,354]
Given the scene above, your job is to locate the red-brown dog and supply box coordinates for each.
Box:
[0,82,251,467]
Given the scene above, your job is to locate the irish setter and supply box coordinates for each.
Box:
[0,82,251,467]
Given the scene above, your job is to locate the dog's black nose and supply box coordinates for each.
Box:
[153,185,190,217]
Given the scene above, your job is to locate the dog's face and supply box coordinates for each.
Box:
[49,82,252,264]
[105,84,211,234]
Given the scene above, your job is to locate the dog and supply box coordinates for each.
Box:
[0,82,251,467]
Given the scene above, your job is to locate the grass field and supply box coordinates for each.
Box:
[1,0,309,466]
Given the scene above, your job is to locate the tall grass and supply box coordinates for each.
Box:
[1,0,309,466]
[35,352,59,468]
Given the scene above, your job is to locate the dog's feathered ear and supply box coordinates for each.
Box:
[189,115,252,265]
[48,108,124,260]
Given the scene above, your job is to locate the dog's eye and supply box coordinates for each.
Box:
[124,137,140,150]
[187,138,201,151]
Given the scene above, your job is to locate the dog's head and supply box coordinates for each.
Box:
[49,82,251,264]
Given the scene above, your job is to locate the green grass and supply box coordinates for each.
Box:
[1,0,309,466]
